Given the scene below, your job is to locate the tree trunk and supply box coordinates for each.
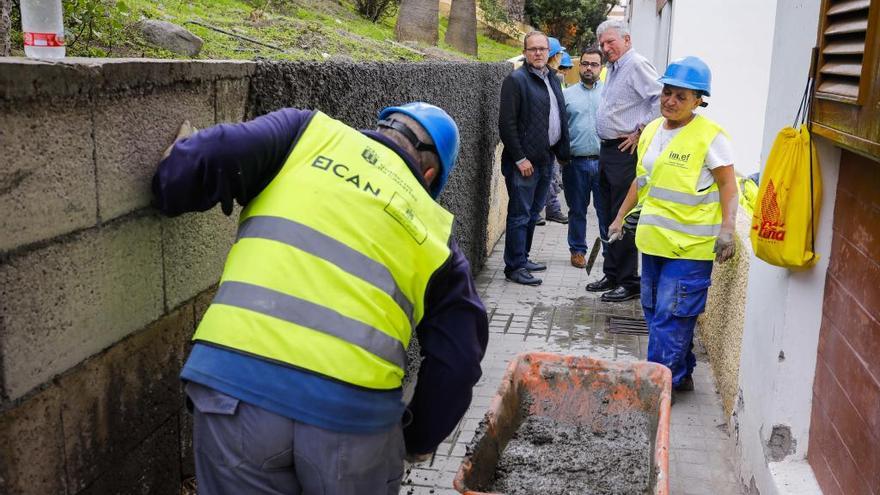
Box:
[395,0,438,45]
[445,0,477,56]
[0,0,12,56]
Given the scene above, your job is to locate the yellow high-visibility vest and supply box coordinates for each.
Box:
[194,111,454,390]
[635,115,726,260]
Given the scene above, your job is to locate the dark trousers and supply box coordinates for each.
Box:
[599,141,640,290]
[502,159,552,273]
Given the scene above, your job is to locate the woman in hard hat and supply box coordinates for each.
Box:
[606,56,738,396]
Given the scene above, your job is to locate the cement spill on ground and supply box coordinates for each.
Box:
[487,414,653,495]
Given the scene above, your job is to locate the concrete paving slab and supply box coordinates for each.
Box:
[401,204,741,494]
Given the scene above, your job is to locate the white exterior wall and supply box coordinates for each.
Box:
[736,1,833,494]
[626,0,775,175]
[625,0,673,71]
[666,0,776,176]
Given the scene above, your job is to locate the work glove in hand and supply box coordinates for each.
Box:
[606,220,625,243]
[714,231,736,263]
[162,121,198,160]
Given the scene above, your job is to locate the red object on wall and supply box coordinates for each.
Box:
[809,150,880,494]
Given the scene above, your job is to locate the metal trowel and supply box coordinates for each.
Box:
[585,232,623,275]
[584,237,603,275]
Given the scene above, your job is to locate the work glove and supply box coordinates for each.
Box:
[162,120,198,160]
[605,219,625,244]
[714,230,736,263]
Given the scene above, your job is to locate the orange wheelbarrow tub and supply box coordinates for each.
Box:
[453,352,672,495]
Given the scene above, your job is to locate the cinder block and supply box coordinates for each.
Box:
[216,77,250,124]
[0,215,164,400]
[0,386,67,495]
[93,83,215,221]
[76,416,181,495]
[0,101,97,252]
[162,206,239,311]
[58,305,192,492]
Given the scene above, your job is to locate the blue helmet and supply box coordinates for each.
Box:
[559,52,573,69]
[378,102,460,198]
[548,37,565,58]
[658,56,712,96]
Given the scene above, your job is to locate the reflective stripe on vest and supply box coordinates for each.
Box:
[213,281,407,368]
[194,111,454,390]
[237,215,415,325]
[635,115,726,260]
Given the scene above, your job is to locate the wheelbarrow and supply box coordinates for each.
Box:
[453,352,671,495]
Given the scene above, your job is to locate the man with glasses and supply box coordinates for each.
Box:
[562,46,607,269]
[590,19,661,301]
[498,30,570,286]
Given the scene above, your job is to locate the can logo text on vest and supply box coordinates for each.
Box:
[311,155,381,197]
[754,179,786,241]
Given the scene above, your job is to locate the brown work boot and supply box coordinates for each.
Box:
[570,252,586,268]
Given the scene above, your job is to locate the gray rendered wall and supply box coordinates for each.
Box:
[0,58,508,495]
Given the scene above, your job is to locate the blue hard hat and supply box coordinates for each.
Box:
[658,56,712,96]
[548,37,565,58]
[559,52,573,69]
[378,102,460,198]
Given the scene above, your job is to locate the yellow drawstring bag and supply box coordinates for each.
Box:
[750,125,822,268]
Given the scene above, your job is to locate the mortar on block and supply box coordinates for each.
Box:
[453,352,671,495]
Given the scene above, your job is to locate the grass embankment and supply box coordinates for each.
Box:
[9,0,520,62]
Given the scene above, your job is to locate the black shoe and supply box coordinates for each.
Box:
[545,212,569,224]
[535,216,547,226]
[600,285,640,302]
[674,375,695,392]
[505,268,542,286]
[524,259,547,272]
[586,276,615,292]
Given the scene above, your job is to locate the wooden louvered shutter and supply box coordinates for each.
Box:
[816,0,870,101]
[811,0,880,159]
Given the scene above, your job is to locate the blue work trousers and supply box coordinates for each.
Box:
[187,382,405,495]
[502,159,552,272]
[561,157,606,254]
[641,254,713,387]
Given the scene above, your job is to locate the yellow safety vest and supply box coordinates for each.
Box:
[194,111,454,390]
[635,115,726,260]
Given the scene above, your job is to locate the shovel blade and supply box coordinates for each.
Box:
[585,237,602,275]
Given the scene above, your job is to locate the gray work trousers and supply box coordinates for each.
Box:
[187,382,405,495]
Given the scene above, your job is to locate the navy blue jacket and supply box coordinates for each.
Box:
[498,64,570,168]
[152,108,489,455]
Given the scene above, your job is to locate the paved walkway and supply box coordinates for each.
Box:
[401,209,742,494]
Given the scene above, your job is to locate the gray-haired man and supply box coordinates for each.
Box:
[589,19,661,302]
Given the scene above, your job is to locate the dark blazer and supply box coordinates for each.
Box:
[498,64,570,168]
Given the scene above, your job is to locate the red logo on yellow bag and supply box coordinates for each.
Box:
[753,180,786,241]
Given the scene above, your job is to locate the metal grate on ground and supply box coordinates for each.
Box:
[606,316,649,335]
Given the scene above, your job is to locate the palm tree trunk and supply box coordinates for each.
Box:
[0,0,12,56]
[444,0,477,56]
[395,0,438,45]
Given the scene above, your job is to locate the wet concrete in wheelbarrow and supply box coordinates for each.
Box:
[488,413,652,495]
[400,220,741,495]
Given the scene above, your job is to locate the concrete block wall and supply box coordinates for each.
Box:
[697,209,753,416]
[0,58,509,494]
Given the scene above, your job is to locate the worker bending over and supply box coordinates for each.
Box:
[607,57,737,396]
[153,102,489,494]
